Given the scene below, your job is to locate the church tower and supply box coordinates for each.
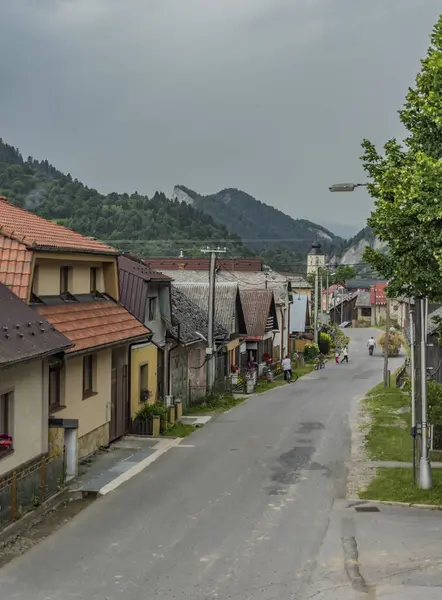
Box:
[307,240,325,275]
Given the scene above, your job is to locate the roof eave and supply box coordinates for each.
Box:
[29,245,118,256]
[0,345,72,371]
[67,332,152,357]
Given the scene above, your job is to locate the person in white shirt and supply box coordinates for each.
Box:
[368,336,376,348]
[340,346,349,363]
[281,355,292,381]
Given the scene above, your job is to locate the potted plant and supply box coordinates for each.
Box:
[140,388,152,403]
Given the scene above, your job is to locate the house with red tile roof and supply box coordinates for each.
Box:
[0,282,72,480]
[0,196,151,463]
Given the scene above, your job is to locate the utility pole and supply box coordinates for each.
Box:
[409,307,417,484]
[314,258,319,344]
[319,271,323,327]
[419,297,432,489]
[383,297,390,387]
[201,246,227,391]
[325,269,330,320]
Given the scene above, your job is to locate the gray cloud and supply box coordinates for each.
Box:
[1,0,441,231]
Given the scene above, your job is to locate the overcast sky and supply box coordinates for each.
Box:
[1,1,441,234]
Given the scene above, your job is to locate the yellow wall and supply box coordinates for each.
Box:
[0,359,49,476]
[30,252,117,301]
[56,348,112,440]
[130,343,158,418]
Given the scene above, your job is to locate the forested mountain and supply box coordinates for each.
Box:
[0,137,370,274]
[173,185,346,256]
[0,139,251,258]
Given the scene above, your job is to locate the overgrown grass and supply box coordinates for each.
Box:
[161,423,196,437]
[363,379,412,462]
[295,364,316,377]
[183,392,244,416]
[360,468,442,505]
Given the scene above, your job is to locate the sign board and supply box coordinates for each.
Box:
[240,342,246,354]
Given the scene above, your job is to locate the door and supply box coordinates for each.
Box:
[109,365,128,442]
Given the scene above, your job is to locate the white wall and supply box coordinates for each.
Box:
[0,359,48,476]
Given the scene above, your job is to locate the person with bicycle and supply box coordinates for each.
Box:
[317,351,325,369]
[281,354,292,382]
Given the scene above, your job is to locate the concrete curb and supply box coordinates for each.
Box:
[347,498,442,511]
[98,438,181,496]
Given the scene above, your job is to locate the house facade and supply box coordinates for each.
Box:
[0,196,151,462]
[239,289,279,367]
[145,257,307,360]
[168,286,227,405]
[0,283,71,477]
[118,254,174,413]
[173,282,247,371]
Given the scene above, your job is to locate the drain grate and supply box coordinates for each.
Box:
[354,506,380,513]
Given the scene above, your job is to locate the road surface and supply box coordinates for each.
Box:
[0,329,403,599]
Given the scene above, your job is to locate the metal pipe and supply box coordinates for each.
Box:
[419,297,432,489]
[383,297,390,388]
[409,308,416,484]
[314,261,319,344]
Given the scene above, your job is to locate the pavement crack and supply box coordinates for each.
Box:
[341,535,369,593]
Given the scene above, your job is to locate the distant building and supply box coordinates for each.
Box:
[307,241,325,275]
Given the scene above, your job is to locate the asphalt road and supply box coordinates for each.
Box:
[0,328,403,600]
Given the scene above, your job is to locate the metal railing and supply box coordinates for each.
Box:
[0,450,66,529]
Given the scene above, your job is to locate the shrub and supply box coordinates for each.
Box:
[428,381,442,424]
[304,343,319,361]
[377,330,405,356]
[319,332,332,354]
[135,401,167,421]
[357,318,371,327]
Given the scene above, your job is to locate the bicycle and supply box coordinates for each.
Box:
[314,360,326,371]
[284,369,299,383]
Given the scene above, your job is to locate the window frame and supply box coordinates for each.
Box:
[90,267,98,294]
[361,307,372,318]
[148,297,156,321]
[60,266,70,295]
[49,365,63,411]
[82,354,97,399]
[0,392,13,457]
[139,363,149,402]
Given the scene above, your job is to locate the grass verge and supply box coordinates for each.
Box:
[362,380,412,462]
[183,392,244,416]
[161,423,196,437]
[360,468,442,505]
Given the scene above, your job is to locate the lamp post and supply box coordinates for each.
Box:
[329,183,368,192]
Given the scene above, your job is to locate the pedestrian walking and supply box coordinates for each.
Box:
[335,348,340,364]
[340,345,349,363]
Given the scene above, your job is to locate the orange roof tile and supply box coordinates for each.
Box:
[36,301,151,353]
[0,197,116,254]
[0,235,33,300]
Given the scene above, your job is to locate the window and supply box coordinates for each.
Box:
[139,363,150,401]
[90,267,98,294]
[49,366,61,410]
[361,307,372,318]
[0,393,13,454]
[60,266,70,295]
[83,354,97,398]
[148,297,156,321]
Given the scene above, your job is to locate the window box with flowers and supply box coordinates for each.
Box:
[0,434,13,458]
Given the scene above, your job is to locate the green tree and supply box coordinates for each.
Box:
[361,16,442,300]
[330,265,356,286]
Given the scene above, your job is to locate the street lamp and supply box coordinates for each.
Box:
[329,183,368,192]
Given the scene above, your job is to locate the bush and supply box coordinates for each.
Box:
[428,381,442,424]
[319,332,332,354]
[135,401,167,421]
[304,343,319,361]
[377,330,405,356]
[357,318,371,327]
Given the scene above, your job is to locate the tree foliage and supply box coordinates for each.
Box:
[362,16,442,300]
